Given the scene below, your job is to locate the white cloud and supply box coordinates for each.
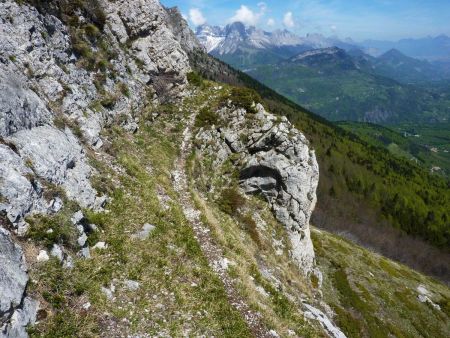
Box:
[229,3,268,26]
[267,18,276,27]
[283,12,295,28]
[330,25,337,32]
[258,2,267,13]
[230,5,261,25]
[189,8,206,26]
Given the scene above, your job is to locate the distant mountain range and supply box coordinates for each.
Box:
[195,22,357,69]
[196,22,450,63]
[360,35,450,61]
[349,48,450,84]
[196,22,450,124]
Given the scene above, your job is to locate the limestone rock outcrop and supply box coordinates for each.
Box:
[104,0,190,81]
[8,126,103,210]
[0,228,38,338]
[0,144,46,234]
[0,0,194,335]
[165,6,205,53]
[0,70,51,137]
[196,103,319,273]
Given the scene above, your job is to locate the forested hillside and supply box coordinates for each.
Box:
[338,122,450,178]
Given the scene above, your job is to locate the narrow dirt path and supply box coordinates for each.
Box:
[171,112,275,338]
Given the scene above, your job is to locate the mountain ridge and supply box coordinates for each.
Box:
[195,22,450,76]
[195,22,357,67]
[196,22,450,60]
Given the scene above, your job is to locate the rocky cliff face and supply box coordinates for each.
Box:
[0,0,192,336]
[196,103,319,273]
[0,1,320,336]
[165,6,204,53]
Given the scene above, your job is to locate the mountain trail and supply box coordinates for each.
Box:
[171,110,276,338]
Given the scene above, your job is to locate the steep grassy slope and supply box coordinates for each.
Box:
[189,51,450,283]
[17,82,325,337]
[186,81,450,338]
[313,228,450,338]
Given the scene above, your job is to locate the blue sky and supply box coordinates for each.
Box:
[161,0,450,41]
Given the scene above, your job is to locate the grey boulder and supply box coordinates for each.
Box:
[0,228,38,338]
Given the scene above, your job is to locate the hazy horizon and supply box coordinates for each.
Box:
[161,0,450,41]
[194,21,450,44]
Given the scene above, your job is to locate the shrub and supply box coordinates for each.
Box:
[229,87,262,113]
[329,186,336,197]
[159,103,177,115]
[100,95,117,109]
[310,273,319,288]
[26,213,77,249]
[437,297,450,317]
[118,83,130,98]
[195,107,219,128]
[42,183,66,202]
[187,71,204,87]
[238,213,263,248]
[72,40,92,59]
[69,121,84,140]
[25,158,34,169]
[84,23,100,39]
[96,58,109,71]
[53,114,67,130]
[218,187,245,216]
[333,305,364,338]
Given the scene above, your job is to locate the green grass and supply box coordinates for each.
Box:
[312,228,450,338]
[195,107,220,128]
[217,186,245,216]
[187,71,205,87]
[227,87,262,114]
[21,74,450,337]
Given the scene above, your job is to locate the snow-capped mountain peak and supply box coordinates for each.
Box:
[195,22,357,55]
